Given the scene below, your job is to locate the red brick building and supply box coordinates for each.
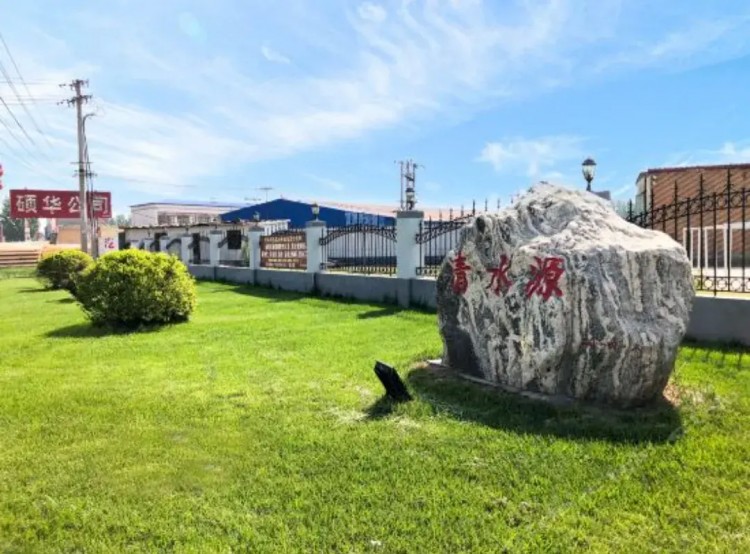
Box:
[634,163,750,271]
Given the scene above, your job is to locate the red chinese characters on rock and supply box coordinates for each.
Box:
[451,251,471,295]
[487,254,512,295]
[524,256,565,300]
[451,253,565,302]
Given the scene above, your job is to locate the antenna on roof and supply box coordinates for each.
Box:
[256,186,273,202]
[395,159,420,210]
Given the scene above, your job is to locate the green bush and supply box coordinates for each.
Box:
[76,250,197,327]
[36,250,93,293]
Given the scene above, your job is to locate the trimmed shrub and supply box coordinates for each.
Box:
[76,250,196,327]
[36,249,93,294]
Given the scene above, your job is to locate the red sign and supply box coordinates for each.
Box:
[9,189,112,219]
[260,231,307,269]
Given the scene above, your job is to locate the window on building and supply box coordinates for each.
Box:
[227,230,242,250]
[634,175,652,215]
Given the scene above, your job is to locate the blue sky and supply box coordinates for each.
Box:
[1,0,750,215]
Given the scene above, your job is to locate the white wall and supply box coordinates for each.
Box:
[131,206,159,227]
[130,204,241,227]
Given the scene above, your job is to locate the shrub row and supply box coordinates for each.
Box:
[36,250,93,294]
[37,249,196,328]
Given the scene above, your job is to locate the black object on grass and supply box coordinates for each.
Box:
[374,361,412,402]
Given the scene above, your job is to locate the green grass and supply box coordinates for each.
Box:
[0,267,35,280]
[0,277,748,553]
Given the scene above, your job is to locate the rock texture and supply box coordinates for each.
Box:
[437,184,694,407]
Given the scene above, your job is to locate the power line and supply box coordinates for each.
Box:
[0,143,65,184]
[0,94,38,148]
[0,31,58,160]
[0,32,57,127]
[0,57,52,148]
[99,174,267,193]
[0,98,64,103]
[0,109,45,164]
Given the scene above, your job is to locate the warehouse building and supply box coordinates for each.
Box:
[220,199,397,227]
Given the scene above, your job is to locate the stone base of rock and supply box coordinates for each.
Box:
[427,359,673,411]
[428,359,579,408]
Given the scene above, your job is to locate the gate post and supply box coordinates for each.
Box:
[396,210,423,279]
[159,235,170,254]
[180,234,192,264]
[142,238,153,251]
[248,226,263,270]
[209,231,222,266]
[306,221,326,273]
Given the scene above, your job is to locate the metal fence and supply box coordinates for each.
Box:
[626,181,750,295]
[165,237,182,258]
[416,211,475,277]
[189,230,211,265]
[320,224,397,275]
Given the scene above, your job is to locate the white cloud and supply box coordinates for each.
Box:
[178,12,207,43]
[477,136,585,178]
[304,173,346,192]
[2,0,750,209]
[597,16,750,73]
[715,141,750,161]
[261,45,291,64]
[663,141,750,168]
[358,2,387,23]
[612,183,634,198]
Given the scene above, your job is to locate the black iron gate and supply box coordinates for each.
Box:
[319,224,397,275]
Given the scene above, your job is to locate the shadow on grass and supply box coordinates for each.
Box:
[50,297,76,304]
[365,396,399,420]
[45,322,166,339]
[680,340,748,371]
[395,366,682,445]
[17,287,48,293]
[206,280,439,316]
[213,283,307,303]
[357,306,405,319]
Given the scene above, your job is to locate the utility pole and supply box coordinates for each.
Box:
[60,79,92,254]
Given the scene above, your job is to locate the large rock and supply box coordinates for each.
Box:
[436,184,694,407]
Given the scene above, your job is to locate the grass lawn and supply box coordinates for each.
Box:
[0,276,749,552]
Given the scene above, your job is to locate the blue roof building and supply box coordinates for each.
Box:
[221,199,396,228]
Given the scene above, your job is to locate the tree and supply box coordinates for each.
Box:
[1,198,39,241]
[612,200,631,219]
[106,214,131,228]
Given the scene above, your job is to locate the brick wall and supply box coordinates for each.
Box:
[638,165,750,265]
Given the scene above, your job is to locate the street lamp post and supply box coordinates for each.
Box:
[582,158,597,192]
